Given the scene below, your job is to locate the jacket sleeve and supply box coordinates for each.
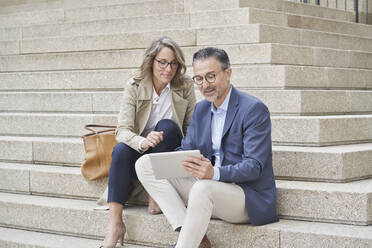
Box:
[115,81,144,153]
[182,78,197,136]
[219,102,272,183]
[177,103,198,151]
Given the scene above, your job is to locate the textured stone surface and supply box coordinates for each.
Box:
[0,136,83,165]
[287,13,372,38]
[0,26,21,41]
[0,162,30,192]
[64,0,175,23]
[271,220,372,248]
[29,165,107,199]
[2,44,372,72]
[240,0,355,22]
[0,136,33,162]
[271,115,372,146]
[22,13,189,39]
[0,192,371,247]
[184,0,239,12]
[276,179,372,225]
[22,29,196,53]
[0,9,64,28]
[32,137,84,165]
[5,90,372,114]
[1,163,372,225]
[1,66,370,91]
[273,143,372,182]
[0,69,135,91]
[0,50,145,72]
[0,40,19,55]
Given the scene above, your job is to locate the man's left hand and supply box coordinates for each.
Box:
[182,155,214,180]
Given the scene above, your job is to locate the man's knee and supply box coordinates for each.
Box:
[135,154,151,178]
[189,180,214,199]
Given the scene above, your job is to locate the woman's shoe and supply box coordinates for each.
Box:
[99,223,126,248]
[148,196,162,215]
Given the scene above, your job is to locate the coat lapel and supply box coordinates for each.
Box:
[136,78,153,135]
[222,86,239,138]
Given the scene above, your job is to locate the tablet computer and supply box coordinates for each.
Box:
[148,150,201,179]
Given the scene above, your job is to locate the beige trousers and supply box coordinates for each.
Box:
[135,154,249,248]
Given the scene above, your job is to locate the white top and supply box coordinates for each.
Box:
[139,83,173,151]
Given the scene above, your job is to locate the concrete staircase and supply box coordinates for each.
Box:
[0,0,372,247]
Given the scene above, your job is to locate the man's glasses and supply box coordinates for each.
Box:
[155,59,179,70]
[192,70,224,85]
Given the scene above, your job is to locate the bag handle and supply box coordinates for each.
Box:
[83,124,117,135]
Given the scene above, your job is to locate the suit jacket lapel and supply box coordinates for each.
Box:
[203,104,214,157]
[222,86,239,138]
[171,86,188,135]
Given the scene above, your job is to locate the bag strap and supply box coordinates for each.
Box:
[84,124,117,134]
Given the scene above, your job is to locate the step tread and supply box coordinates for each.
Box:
[1,162,371,194]
[0,226,153,248]
[0,192,371,243]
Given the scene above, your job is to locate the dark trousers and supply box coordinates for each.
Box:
[107,119,183,205]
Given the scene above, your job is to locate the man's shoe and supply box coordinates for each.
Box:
[199,235,211,248]
[171,235,211,248]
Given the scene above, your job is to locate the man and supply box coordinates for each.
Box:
[135,47,279,248]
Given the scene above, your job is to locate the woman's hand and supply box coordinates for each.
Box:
[141,131,164,150]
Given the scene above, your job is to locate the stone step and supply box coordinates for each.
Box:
[1,44,372,72]
[0,162,372,226]
[5,7,369,41]
[0,8,64,28]
[1,113,372,146]
[0,192,371,247]
[0,227,154,248]
[276,179,372,225]
[0,135,83,165]
[19,12,190,40]
[0,0,176,29]
[0,0,62,15]
[1,136,371,182]
[2,89,372,115]
[273,143,372,182]
[0,66,371,91]
[191,8,372,39]
[17,28,196,55]
[8,24,371,56]
[63,0,176,24]
[239,0,355,22]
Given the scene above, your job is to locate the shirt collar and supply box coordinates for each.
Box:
[211,86,232,114]
[153,83,170,98]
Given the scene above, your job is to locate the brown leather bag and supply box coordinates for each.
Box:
[81,124,118,180]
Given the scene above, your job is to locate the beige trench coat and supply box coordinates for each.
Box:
[115,77,196,153]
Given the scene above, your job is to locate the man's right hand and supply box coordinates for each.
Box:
[140,131,164,150]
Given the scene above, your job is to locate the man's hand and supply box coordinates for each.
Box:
[182,155,214,180]
[141,131,163,150]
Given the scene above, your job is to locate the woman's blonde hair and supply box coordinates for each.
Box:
[135,36,187,88]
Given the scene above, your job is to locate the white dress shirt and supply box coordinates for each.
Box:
[139,83,173,151]
[211,87,232,181]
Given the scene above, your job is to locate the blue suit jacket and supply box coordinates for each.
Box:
[179,86,279,226]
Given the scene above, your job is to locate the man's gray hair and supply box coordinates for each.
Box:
[192,47,231,70]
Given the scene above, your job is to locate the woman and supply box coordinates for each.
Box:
[100,36,196,248]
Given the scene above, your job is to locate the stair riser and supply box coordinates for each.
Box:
[273,147,372,182]
[2,44,372,72]
[1,114,372,146]
[2,90,372,115]
[0,196,279,247]
[0,9,64,28]
[0,66,371,90]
